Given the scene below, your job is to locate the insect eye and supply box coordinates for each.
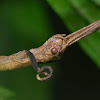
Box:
[51,47,58,55]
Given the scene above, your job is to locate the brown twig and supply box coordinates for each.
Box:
[0,20,100,80]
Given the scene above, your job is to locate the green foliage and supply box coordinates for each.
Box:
[47,0,100,67]
[0,0,53,47]
[0,86,15,100]
[93,0,100,5]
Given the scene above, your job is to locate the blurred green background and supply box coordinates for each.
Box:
[0,0,100,100]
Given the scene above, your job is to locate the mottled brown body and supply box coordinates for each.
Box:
[0,20,100,72]
[32,34,67,63]
[0,51,30,70]
[0,34,67,71]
